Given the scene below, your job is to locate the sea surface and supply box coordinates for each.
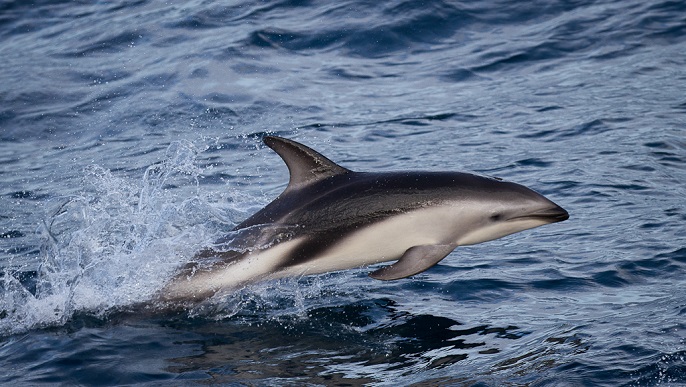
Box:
[1,0,685,385]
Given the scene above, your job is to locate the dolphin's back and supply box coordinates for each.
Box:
[238,169,514,233]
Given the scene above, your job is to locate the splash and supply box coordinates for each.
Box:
[0,139,366,335]
[0,141,231,335]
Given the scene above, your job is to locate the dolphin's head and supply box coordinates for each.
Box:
[453,175,568,246]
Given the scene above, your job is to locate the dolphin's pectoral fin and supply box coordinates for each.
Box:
[369,244,456,281]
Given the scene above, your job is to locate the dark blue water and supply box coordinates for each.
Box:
[1,0,685,385]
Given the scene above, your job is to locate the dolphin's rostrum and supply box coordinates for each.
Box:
[158,136,568,304]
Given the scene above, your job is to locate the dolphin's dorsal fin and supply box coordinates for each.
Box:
[263,136,351,192]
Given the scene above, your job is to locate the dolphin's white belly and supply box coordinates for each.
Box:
[281,205,462,277]
[163,206,462,301]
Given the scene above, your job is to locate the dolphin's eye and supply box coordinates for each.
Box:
[490,214,503,222]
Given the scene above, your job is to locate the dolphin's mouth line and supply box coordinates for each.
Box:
[509,207,570,223]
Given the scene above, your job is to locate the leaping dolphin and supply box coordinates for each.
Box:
[158,136,568,304]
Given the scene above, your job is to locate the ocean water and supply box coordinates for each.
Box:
[1,0,685,385]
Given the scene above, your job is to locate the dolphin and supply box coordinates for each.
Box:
[157,136,568,304]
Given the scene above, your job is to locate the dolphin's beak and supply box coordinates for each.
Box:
[508,204,569,224]
[530,204,569,223]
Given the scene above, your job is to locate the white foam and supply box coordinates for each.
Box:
[0,141,241,335]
